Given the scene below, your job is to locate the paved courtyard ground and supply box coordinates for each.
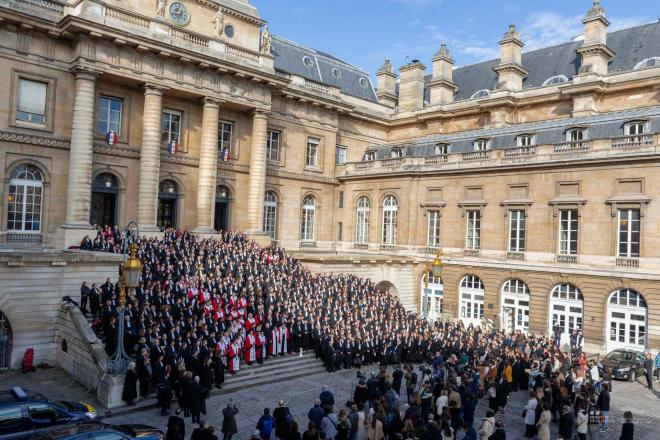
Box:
[1,366,659,440]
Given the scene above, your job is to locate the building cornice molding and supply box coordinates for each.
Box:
[0,130,70,149]
[93,144,140,158]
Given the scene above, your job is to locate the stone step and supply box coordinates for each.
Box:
[222,361,325,386]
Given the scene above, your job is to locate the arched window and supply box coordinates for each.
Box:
[607,289,647,352]
[381,195,398,244]
[355,196,370,243]
[470,89,490,100]
[300,195,315,241]
[551,283,583,301]
[501,279,530,332]
[633,57,660,70]
[542,75,569,86]
[7,164,43,232]
[263,191,278,239]
[461,275,484,290]
[502,279,529,296]
[609,289,646,308]
[459,275,484,327]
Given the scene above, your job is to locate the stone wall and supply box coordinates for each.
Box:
[0,250,121,369]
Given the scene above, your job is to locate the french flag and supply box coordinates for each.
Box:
[105,130,118,145]
[168,139,178,155]
[222,147,231,162]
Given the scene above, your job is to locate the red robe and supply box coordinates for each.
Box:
[269,327,280,356]
[228,343,240,372]
[244,334,256,363]
[256,333,265,361]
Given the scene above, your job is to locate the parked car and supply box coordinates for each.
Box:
[0,387,96,440]
[37,422,164,440]
[599,348,646,381]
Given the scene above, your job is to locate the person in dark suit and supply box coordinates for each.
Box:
[221,401,239,440]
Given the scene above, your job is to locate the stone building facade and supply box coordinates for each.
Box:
[0,0,659,359]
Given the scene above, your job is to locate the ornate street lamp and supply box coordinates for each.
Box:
[424,249,444,288]
[107,221,141,374]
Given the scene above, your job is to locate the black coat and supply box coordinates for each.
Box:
[221,405,239,435]
[166,416,185,440]
[122,369,138,402]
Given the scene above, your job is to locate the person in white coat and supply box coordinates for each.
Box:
[477,410,495,440]
[523,391,537,438]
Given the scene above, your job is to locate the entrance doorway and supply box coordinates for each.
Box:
[90,173,118,227]
[214,185,231,231]
[549,284,584,346]
[607,289,647,352]
[157,180,178,229]
[459,275,484,328]
[500,279,530,333]
[420,273,443,322]
[0,310,12,369]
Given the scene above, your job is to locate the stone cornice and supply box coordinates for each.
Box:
[161,152,200,166]
[267,167,338,185]
[493,62,529,77]
[93,144,140,158]
[427,78,458,91]
[0,130,69,149]
[576,43,615,60]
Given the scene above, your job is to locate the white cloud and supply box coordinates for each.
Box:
[459,46,499,60]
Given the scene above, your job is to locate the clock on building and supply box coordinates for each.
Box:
[168,2,191,26]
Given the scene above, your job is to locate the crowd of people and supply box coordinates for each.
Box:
[76,227,654,440]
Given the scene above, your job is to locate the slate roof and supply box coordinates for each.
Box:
[440,21,660,102]
[271,35,378,102]
[372,105,660,159]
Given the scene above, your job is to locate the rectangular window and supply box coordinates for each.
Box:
[625,122,646,136]
[338,191,344,209]
[509,210,526,252]
[427,210,441,248]
[568,128,586,142]
[306,138,319,167]
[337,222,343,241]
[465,211,481,250]
[363,151,375,161]
[335,146,347,164]
[474,139,489,151]
[266,130,281,161]
[516,135,534,147]
[16,78,47,124]
[97,96,122,135]
[617,209,640,257]
[559,209,578,255]
[218,121,233,156]
[161,109,182,144]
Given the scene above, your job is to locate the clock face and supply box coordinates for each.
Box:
[168,2,191,26]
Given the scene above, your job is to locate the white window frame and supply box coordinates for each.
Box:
[390,148,403,158]
[335,145,347,164]
[473,139,490,151]
[162,109,182,144]
[427,210,441,248]
[516,134,535,147]
[465,210,481,250]
[218,120,233,156]
[625,121,647,136]
[7,165,43,232]
[300,195,315,241]
[567,128,586,142]
[263,191,277,239]
[363,151,376,161]
[97,96,122,135]
[382,195,398,245]
[508,210,525,252]
[356,196,371,244]
[434,144,448,155]
[306,138,319,167]
[16,78,47,124]
[558,209,578,255]
[617,209,640,258]
[266,130,281,162]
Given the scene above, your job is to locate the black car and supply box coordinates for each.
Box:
[37,421,164,440]
[0,387,96,440]
[599,349,646,381]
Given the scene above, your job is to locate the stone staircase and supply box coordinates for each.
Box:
[99,349,326,417]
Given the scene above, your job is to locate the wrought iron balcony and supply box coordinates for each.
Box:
[556,254,577,263]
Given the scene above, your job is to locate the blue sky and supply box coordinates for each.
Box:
[251,0,656,78]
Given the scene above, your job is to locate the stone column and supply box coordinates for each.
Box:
[137,84,166,232]
[64,68,99,227]
[246,109,269,233]
[193,98,221,233]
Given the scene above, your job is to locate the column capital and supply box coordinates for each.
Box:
[69,65,103,80]
[143,83,169,95]
[201,97,224,108]
[252,108,271,118]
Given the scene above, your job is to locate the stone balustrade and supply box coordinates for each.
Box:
[337,135,659,176]
[0,0,65,19]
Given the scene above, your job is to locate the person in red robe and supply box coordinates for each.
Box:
[255,330,265,364]
[227,339,240,374]
[244,333,256,365]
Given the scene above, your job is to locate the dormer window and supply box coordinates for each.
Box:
[567,127,587,142]
[542,75,569,86]
[624,121,647,136]
[633,57,660,70]
[390,148,403,158]
[516,134,535,147]
[363,151,376,161]
[470,89,490,100]
[434,143,448,155]
[473,139,490,151]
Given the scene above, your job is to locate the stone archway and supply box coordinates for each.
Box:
[375,280,398,297]
[0,310,12,369]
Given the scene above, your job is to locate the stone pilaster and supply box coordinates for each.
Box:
[58,67,100,248]
[245,109,269,233]
[137,84,166,232]
[193,98,221,233]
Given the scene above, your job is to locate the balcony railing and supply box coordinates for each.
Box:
[6,0,65,18]
[353,243,369,249]
[462,150,490,161]
[380,244,397,251]
[299,241,317,248]
[381,157,403,167]
[464,249,480,257]
[556,254,577,264]
[5,232,43,245]
[554,141,591,153]
[504,146,536,158]
[355,161,375,170]
[616,257,639,268]
[507,251,525,260]
[612,135,654,148]
[304,80,328,94]
[425,155,448,165]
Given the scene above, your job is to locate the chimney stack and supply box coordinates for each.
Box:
[494,24,528,91]
[398,59,426,112]
[428,44,458,106]
[577,0,614,75]
[376,59,398,108]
